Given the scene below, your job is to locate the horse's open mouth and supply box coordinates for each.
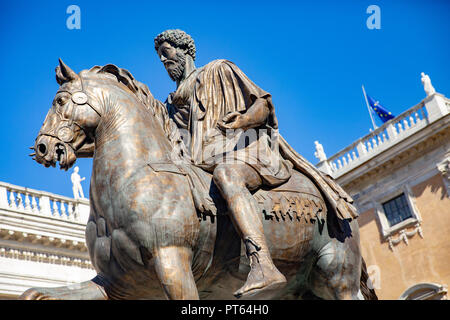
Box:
[34,135,78,170]
[55,142,75,171]
[55,143,66,169]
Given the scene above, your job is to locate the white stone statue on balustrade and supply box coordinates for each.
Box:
[314,141,327,162]
[71,166,85,199]
[421,72,435,97]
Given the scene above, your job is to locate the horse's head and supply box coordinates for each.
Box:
[32,59,101,170]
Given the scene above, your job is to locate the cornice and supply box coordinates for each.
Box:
[0,229,87,252]
[0,209,86,243]
[0,246,93,270]
[0,237,93,269]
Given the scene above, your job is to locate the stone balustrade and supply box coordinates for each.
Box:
[317,93,449,179]
[0,181,90,224]
[0,182,95,297]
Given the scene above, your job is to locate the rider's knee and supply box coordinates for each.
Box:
[213,165,241,188]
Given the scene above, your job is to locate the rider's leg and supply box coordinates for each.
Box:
[213,163,286,298]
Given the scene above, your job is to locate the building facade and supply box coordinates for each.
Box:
[0,182,95,299]
[316,90,449,299]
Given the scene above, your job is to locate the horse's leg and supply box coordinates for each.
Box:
[19,276,108,300]
[153,246,199,300]
[309,220,362,300]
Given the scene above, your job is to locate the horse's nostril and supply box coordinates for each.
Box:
[37,143,47,156]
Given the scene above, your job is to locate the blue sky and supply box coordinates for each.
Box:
[0,0,449,198]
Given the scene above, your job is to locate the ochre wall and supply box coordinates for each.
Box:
[358,173,450,299]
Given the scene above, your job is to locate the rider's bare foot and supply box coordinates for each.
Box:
[233,253,286,298]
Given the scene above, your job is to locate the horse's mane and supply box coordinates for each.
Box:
[84,64,173,136]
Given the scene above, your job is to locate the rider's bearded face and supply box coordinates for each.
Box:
[158,41,186,82]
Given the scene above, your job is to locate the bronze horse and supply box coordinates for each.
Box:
[22,60,376,300]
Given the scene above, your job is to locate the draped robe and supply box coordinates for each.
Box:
[165,59,358,220]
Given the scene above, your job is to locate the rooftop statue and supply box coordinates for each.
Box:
[71,166,85,199]
[22,30,376,300]
[421,72,436,97]
[314,141,327,162]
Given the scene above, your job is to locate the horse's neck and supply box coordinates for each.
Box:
[93,92,172,167]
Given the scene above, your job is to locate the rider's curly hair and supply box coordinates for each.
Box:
[154,29,196,61]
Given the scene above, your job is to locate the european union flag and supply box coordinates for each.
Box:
[367,95,395,123]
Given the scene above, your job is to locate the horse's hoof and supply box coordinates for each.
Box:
[19,288,53,300]
[234,278,286,299]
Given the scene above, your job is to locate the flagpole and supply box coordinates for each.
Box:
[362,85,378,130]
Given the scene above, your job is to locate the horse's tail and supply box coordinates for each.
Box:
[359,257,378,300]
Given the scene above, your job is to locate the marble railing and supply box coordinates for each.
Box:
[0,182,95,297]
[0,181,89,224]
[317,93,449,178]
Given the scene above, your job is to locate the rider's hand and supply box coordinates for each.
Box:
[218,112,250,131]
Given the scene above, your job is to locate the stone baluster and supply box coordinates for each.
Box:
[352,151,357,161]
[16,193,24,211]
[367,140,373,152]
[24,193,31,212]
[73,204,81,223]
[372,137,377,148]
[60,202,67,219]
[420,107,428,123]
[337,159,342,169]
[73,203,80,221]
[398,122,403,134]
[67,202,74,220]
[9,191,17,209]
[409,114,415,127]
[347,153,353,163]
[403,118,409,130]
[73,204,81,221]
[52,201,59,217]
[342,156,348,167]
[31,196,39,214]
[414,112,421,124]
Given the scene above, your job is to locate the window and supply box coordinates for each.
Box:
[382,193,413,227]
[373,185,421,241]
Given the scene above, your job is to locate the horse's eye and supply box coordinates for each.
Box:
[57,97,64,105]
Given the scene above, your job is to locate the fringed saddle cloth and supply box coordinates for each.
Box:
[148,159,327,224]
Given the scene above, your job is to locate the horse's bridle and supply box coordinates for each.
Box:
[38,76,101,151]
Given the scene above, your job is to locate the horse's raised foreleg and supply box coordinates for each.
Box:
[19,276,108,300]
[153,246,199,300]
[309,219,363,300]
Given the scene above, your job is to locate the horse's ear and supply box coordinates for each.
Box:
[55,58,79,85]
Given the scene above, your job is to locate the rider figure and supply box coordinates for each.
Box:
[155,29,293,298]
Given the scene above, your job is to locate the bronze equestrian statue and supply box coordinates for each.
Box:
[21,30,377,300]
